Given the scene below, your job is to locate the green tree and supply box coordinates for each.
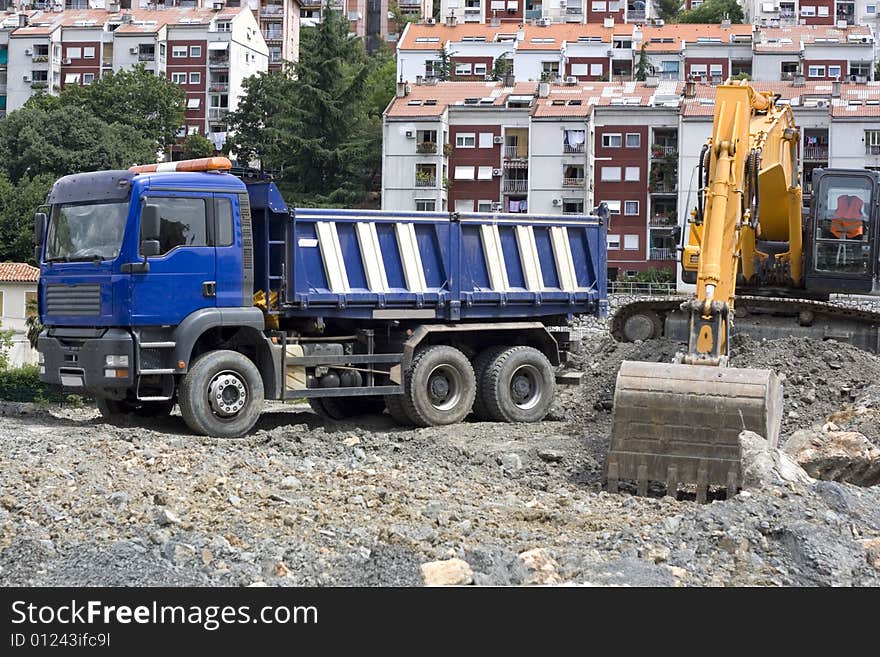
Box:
[0,105,154,184]
[677,0,744,23]
[492,53,513,81]
[652,0,682,20]
[435,45,455,81]
[389,1,419,38]
[181,133,216,160]
[25,297,42,351]
[56,64,185,155]
[635,43,650,81]
[0,173,56,264]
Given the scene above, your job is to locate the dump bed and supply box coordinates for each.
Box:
[247,181,607,322]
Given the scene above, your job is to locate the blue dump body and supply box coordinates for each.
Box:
[246,181,608,323]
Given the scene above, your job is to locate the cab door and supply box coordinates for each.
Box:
[130,193,217,325]
[213,193,246,308]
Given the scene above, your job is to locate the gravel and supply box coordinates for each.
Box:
[1,332,880,587]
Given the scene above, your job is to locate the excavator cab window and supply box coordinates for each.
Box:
[812,174,874,276]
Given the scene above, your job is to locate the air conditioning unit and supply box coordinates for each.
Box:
[565,75,577,85]
[24,48,32,56]
[493,135,503,144]
[22,74,31,82]
[491,202,503,211]
[492,168,502,176]
[64,58,72,65]
[405,130,415,138]
[552,198,562,206]
[654,19,664,27]
[129,47,138,54]
[425,17,436,25]
[540,17,552,27]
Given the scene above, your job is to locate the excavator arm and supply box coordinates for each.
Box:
[606,82,790,501]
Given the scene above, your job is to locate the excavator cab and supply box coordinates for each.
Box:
[805,169,880,295]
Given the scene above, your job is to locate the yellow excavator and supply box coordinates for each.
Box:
[606,80,880,500]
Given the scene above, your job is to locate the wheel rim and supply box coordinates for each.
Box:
[426,364,463,412]
[623,313,657,341]
[207,370,248,418]
[509,364,543,410]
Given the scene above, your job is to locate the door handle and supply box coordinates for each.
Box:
[202,281,216,298]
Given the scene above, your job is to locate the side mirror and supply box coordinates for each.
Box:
[140,239,161,258]
[34,212,47,246]
[141,204,161,241]
[673,225,682,245]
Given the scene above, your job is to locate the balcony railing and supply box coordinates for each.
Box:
[804,145,828,160]
[866,144,880,156]
[416,142,437,154]
[649,216,676,228]
[31,81,49,89]
[659,71,679,81]
[32,55,49,63]
[209,57,230,68]
[415,176,437,187]
[525,9,542,19]
[503,179,528,193]
[649,247,676,260]
[264,32,284,41]
[563,143,585,154]
[102,58,112,68]
[138,53,155,61]
[209,107,229,120]
[505,145,528,159]
[627,9,646,21]
[210,82,229,92]
[562,177,585,187]
[780,71,799,81]
[649,181,676,193]
[651,145,677,158]
[261,4,284,14]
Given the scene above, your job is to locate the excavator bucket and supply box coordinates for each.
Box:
[606,361,783,501]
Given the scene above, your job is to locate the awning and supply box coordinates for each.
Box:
[208,41,229,51]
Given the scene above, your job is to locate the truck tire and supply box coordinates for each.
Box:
[96,398,175,419]
[178,350,264,438]
[401,345,476,427]
[471,345,509,420]
[308,396,382,420]
[483,346,555,423]
[384,394,412,425]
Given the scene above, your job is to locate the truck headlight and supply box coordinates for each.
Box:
[105,355,129,367]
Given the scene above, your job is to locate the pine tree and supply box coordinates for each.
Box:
[635,43,650,81]
[652,0,682,21]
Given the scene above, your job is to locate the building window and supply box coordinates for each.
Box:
[624,234,639,250]
[800,5,816,15]
[172,46,188,58]
[591,0,607,10]
[456,133,476,148]
[188,125,200,135]
[563,199,584,214]
[477,200,494,212]
[602,200,621,214]
[172,72,187,84]
[187,97,201,109]
[828,66,841,79]
[808,66,825,78]
[477,166,494,180]
[454,166,475,180]
[817,6,828,16]
[217,21,231,32]
[478,132,494,148]
[625,166,640,182]
[67,47,81,60]
[190,72,201,84]
[190,45,202,58]
[625,133,640,148]
[624,200,639,215]
[607,233,620,250]
[690,64,707,77]
[474,63,487,76]
[83,73,95,85]
[416,199,436,212]
[602,133,622,148]
[455,63,472,76]
[541,61,559,78]
[590,63,603,76]
[455,199,474,212]
[416,163,437,186]
[83,47,95,59]
[601,166,622,182]
[866,130,880,155]
[25,291,37,318]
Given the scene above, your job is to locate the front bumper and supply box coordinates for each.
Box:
[38,328,134,394]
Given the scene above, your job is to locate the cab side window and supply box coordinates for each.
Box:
[142,197,208,255]
[214,198,234,247]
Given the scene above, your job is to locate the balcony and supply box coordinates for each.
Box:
[102,58,113,68]
[562,177,585,187]
[32,55,48,63]
[261,4,284,14]
[649,215,676,228]
[563,143,585,154]
[263,32,284,42]
[503,179,528,193]
[525,9,542,19]
[416,142,438,154]
[651,144,677,158]
[209,107,229,120]
[804,145,828,160]
[209,57,230,69]
[650,247,676,260]
[866,145,880,156]
[780,71,799,81]
[415,176,437,187]
[210,82,230,92]
[138,52,155,62]
[627,9,646,21]
[649,181,676,194]
[31,81,49,89]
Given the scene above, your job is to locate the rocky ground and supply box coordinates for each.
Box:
[1,333,880,587]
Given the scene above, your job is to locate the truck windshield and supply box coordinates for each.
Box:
[45,201,129,262]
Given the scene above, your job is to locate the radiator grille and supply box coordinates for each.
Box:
[45,284,101,316]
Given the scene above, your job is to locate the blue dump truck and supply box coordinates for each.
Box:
[34,157,607,437]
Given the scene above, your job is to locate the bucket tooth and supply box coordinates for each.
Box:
[606,360,783,501]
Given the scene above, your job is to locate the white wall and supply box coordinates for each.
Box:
[0,282,37,369]
[382,116,449,211]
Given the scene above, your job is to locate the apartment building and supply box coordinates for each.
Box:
[397,21,878,85]
[299,0,430,50]
[440,0,650,24]
[383,78,683,272]
[0,7,271,152]
[746,0,880,27]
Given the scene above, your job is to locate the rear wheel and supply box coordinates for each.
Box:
[96,398,175,419]
[483,346,555,423]
[621,310,663,342]
[178,350,264,438]
[471,345,509,420]
[401,345,476,427]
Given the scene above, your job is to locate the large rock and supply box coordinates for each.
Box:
[783,429,880,487]
[420,558,474,586]
[518,548,561,585]
[739,431,813,489]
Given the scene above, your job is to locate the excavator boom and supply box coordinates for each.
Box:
[606,81,788,499]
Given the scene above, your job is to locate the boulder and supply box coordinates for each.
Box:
[420,558,474,586]
[517,548,561,585]
[739,431,813,489]
[783,429,880,487]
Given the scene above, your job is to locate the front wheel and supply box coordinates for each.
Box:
[178,350,264,438]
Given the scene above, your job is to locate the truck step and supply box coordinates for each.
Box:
[555,371,585,385]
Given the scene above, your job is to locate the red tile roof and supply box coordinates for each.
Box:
[641,23,752,52]
[0,263,39,283]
